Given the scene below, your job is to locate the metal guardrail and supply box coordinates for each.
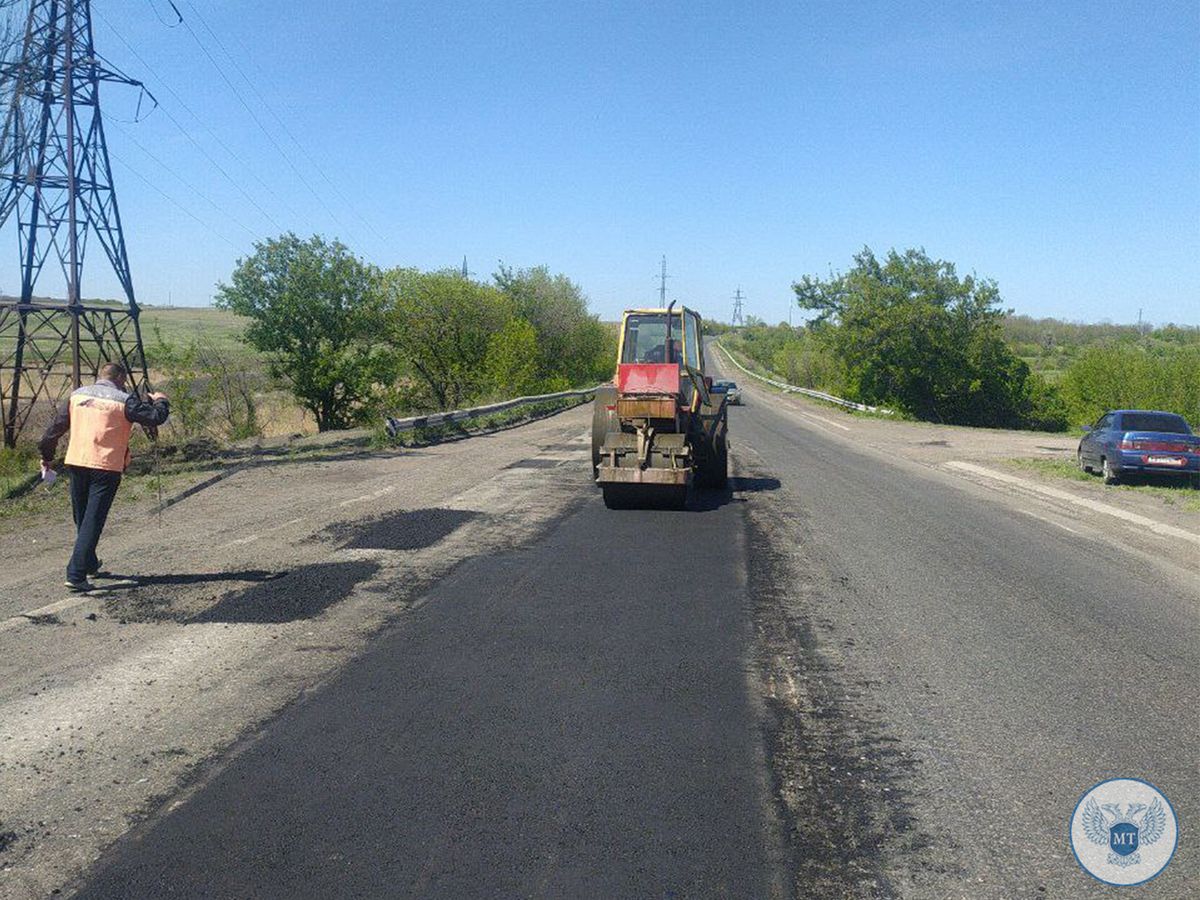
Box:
[715,343,892,415]
[385,387,601,438]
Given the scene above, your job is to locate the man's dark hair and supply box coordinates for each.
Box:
[99,362,129,382]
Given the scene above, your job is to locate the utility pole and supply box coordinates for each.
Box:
[731,288,745,327]
[0,0,152,446]
[657,255,669,305]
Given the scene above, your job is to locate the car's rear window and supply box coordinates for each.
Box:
[1120,412,1191,434]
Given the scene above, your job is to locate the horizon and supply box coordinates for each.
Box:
[3,288,1194,333]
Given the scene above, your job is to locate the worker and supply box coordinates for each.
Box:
[38,362,170,592]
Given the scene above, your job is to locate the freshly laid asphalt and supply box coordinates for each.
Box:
[74,477,784,899]
[72,385,1198,898]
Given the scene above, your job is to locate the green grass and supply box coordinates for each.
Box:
[1006,457,1200,512]
[0,445,40,499]
[140,305,255,361]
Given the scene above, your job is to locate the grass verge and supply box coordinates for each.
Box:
[1005,457,1200,513]
[1,446,40,499]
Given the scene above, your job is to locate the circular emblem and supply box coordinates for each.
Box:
[1070,778,1178,886]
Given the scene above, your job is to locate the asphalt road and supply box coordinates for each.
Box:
[70,383,1197,898]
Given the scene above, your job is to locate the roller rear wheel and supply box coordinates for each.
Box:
[591,388,618,480]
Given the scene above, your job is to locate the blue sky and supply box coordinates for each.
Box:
[3,0,1197,325]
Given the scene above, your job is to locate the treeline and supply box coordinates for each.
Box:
[1058,344,1199,428]
[202,233,614,433]
[727,247,1200,432]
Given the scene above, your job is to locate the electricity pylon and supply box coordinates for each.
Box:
[731,288,745,326]
[0,0,152,446]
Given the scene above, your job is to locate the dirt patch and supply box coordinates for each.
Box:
[0,827,17,854]
[190,560,380,624]
[325,508,479,551]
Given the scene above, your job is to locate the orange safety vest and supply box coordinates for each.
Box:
[64,382,133,472]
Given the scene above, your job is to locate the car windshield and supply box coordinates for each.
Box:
[621,313,684,364]
[1121,412,1191,434]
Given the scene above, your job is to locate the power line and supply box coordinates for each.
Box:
[170,6,356,241]
[181,0,387,245]
[95,10,306,229]
[144,103,284,232]
[108,120,262,243]
[110,152,242,251]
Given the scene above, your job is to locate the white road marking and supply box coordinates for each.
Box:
[944,461,1200,548]
[777,408,839,437]
[1018,509,1080,535]
[338,485,397,507]
[794,409,852,431]
[221,516,307,548]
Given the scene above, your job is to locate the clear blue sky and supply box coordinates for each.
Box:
[3,0,1197,325]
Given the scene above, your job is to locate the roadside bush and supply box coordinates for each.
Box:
[147,326,213,442]
[484,318,541,398]
[1022,374,1070,432]
[1060,344,1200,427]
[147,326,263,443]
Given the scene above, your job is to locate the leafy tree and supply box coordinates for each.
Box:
[215,233,391,431]
[484,317,540,397]
[384,269,515,410]
[493,264,614,386]
[794,247,1046,428]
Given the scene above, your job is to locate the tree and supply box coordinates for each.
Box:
[493,264,613,387]
[484,317,540,397]
[384,269,515,410]
[794,247,1042,428]
[215,233,390,431]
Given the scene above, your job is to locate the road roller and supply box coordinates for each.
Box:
[592,302,728,509]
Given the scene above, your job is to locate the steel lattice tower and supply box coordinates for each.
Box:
[731,288,745,326]
[0,0,151,447]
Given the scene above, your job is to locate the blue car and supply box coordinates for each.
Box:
[1077,409,1200,486]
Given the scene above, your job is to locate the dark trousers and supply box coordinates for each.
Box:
[67,466,122,583]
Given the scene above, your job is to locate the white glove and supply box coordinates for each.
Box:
[40,462,57,488]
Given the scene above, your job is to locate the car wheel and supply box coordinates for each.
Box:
[1102,458,1120,485]
[1077,449,1092,474]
